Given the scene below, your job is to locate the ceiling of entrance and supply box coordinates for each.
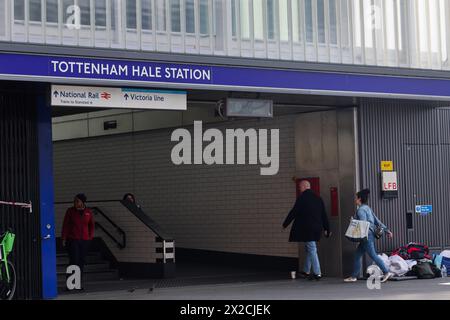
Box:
[51,89,357,117]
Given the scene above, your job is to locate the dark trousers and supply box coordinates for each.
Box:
[66,240,90,275]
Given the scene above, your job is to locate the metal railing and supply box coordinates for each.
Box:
[119,199,175,263]
[55,199,174,252]
[120,199,173,242]
[91,206,126,249]
[55,200,126,249]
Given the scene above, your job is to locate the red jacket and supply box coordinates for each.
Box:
[62,207,95,241]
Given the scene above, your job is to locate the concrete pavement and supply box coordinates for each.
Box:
[57,277,450,300]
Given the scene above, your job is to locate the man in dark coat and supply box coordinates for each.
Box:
[282,180,331,280]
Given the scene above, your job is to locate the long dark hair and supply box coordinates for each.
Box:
[122,193,136,203]
[356,189,370,204]
[75,193,87,204]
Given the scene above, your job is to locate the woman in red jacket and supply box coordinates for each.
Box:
[61,193,95,286]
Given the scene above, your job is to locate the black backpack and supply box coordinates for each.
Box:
[412,262,435,279]
[430,263,442,278]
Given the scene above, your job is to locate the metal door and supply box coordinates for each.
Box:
[441,145,450,248]
[404,144,445,249]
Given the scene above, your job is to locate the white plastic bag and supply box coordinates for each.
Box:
[405,259,417,270]
[389,255,409,276]
[378,253,390,270]
[345,218,370,242]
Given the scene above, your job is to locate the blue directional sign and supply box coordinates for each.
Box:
[415,205,433,216]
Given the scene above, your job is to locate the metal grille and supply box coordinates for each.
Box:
[0,92,42,299]
[359,99,450,252]
[2,0,450,70]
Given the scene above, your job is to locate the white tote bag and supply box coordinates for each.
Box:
[345,218,370,242]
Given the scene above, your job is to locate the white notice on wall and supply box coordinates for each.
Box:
[381,171,398,191]
[51,85,187,110]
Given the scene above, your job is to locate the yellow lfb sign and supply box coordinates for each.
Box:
[381,161,393,171]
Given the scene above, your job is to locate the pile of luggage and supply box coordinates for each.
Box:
[375,243,450,279]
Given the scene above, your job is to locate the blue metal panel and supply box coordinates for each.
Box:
[37,95,57,299]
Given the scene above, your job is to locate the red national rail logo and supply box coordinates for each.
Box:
[101,92,112,100]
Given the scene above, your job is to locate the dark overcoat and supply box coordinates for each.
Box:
[282,189,330,242]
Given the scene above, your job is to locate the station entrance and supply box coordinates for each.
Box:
[6,82,449,299]
[51,87,358,294]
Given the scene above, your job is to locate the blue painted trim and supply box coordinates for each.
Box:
[37,95,57,299]
[1,52,450,99]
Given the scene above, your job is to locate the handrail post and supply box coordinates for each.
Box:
[163,240,166,264]
[173,240,176,263]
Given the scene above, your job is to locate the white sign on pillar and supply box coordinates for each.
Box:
[51,85,187,110]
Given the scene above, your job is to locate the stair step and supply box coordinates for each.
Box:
[57,270,119,284]
[57,263,111,273]
[57,252,102,258]
[57,255,105,265]
[56,242,120,290]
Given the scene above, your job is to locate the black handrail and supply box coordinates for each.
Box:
[55,199,171,242]
[94,222,125,249]
[91,207,126,249]
[54,200,120,205]
[120,200,173,241]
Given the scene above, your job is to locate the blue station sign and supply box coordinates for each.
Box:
[2,52,450,100]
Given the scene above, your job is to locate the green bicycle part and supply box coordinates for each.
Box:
[1,232,15,256]
[0,231,15,283]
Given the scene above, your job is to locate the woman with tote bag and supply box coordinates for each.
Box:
[344,189,394,283]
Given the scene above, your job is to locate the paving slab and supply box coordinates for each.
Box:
[57,277,450,300]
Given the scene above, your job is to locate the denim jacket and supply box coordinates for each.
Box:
[355,204,390,234]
